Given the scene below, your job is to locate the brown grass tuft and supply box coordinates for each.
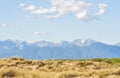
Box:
[0,58,120,78]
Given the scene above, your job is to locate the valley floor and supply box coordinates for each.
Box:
[0,58,120,78]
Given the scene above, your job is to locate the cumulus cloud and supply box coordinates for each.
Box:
[95,3,107,16]
[24,5,36,11]
[76,10,89,20]
[32,7,56,14]
[20,3,36,11]
[35,32,47,36]
[20,0,108,20]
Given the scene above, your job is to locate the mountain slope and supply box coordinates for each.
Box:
[0,39,120,59]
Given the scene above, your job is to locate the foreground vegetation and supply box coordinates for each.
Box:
[0,58,120,78]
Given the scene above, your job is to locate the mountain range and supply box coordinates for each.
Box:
[0,39,120,59]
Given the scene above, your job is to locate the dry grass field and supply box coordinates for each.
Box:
[0,58,120,78]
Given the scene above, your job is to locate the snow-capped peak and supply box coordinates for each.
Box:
[36,40,56,47]
[57,41,70,46]
[73,38,95,46]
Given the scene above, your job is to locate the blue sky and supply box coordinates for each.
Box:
[0,0,120,44]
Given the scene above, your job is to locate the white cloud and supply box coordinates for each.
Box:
[20,3,36,11]
[95,3,107,16]
[35,32,47,36]
[20,0,108,20]
[31,7,56,14]
[0,23,19,27]
[0,24,7,27]
[20,3,25,7]
[76,10,88,20]
[24,5,36,11]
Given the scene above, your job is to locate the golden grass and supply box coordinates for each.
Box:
[0,58,120,78]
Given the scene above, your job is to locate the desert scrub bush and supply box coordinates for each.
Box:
[56,60,64,65]
[15,60,33,65]
[91,58,106,62]
[1,58,120,78]
[59,72,80,78]
[112,68,120,75]
[10,57,25,61]
[75,61,93,67]
[92,58,120,64]
[58,71,94,78]
[0,69,17,77]
[37,62,46,67]
[10,57,19,60]
[104,58,120,65]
